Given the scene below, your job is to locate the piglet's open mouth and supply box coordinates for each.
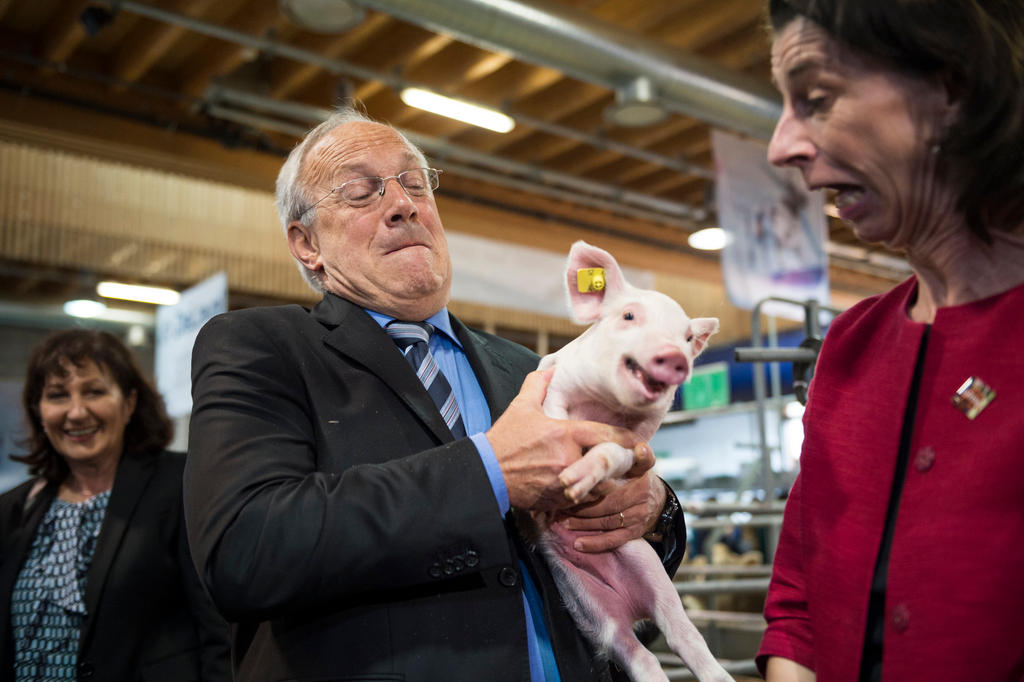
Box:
[624,356,668,395]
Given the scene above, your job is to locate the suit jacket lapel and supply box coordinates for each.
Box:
[80,452,156,655]
[0,480,57,670]
[314,293,454,443]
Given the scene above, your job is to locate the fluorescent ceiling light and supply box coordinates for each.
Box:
[64,299,108,318]
[400,88,514,133]
[97,281,181,305]
[687,227,728,251]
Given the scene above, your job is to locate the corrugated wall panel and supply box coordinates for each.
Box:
[0,139,313,302]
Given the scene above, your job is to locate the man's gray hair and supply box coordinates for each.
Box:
[275,105,429,293]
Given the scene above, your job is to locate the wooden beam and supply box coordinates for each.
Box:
[353,32,453,104]
[268,12,393,100]
[179,1,284,98]
[110,0,220,84]
[0,90,280,190]
[653,0,763,51]
[39,0,91,64]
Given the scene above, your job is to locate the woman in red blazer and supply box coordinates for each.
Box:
[758,1,1024,680]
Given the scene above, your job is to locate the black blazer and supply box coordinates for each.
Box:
[186,293,648,681]
[0,450,231,682]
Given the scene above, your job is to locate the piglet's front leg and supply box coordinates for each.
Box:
[559,442,636,504]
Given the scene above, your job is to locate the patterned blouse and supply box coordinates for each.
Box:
[10,491,111,682]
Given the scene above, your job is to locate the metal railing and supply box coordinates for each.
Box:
[660,655,760,680]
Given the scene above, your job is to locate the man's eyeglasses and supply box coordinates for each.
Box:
[301,167,442,217]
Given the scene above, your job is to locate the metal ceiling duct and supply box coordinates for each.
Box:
[353,0,782,140]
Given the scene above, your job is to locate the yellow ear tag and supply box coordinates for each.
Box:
[576,268,606,293]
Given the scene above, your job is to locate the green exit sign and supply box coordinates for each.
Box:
[682,361,730,410]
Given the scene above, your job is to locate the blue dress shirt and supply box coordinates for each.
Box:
[366,307,560,682]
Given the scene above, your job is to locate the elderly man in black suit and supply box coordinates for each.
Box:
[184,106,688,682]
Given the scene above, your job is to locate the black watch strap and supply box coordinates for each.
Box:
[643,482,681,542]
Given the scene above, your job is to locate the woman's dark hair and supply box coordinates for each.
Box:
[14,328,173,483]
[767,0,1024,241]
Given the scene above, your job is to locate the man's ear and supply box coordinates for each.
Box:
[287,220,322,275]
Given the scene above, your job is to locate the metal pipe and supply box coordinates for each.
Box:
[750,299,774,499]
[203,107,704,230]
[688,515,784,530]
[402,130,703,220]
[439,160,699,229]
[683,610,766,628]
[354,0,782,140]
[674,578,770,596]
[739,296,845,508]
[674,566,772,578]
[663,658,760,680]
[110,2,713,185]
[733,348,820,363]
[684,502,787,515]
[200,89,705,225]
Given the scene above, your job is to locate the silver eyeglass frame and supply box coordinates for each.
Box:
[299,167,442,219]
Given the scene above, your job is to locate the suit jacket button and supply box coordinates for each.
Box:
[465,550,479,567]
[429,563,442,579]
[498,566,519,587]
[452,556,465,572]
[444,559,455,575]
[914,446,936,473]
[78,661,95,678]
[890,603,910,633]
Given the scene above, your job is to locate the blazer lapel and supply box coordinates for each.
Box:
[313,294,454,443]
[0,481,57,668]
[80,452,156,654]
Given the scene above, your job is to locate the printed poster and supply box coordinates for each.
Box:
[712,129,829,319]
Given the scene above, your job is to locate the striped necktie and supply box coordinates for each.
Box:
[386,321,467,439]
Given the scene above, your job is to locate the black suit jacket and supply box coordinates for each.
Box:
[185,293,679,681]
[0,450,231,682]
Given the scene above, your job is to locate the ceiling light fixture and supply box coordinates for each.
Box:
[97,281,181,306]
[64,299,108,318]
[604,77,668,128]
[279,0,366,34]
[400,88,515,133]
[687,227,728,251]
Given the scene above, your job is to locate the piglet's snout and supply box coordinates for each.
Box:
[647,347,690,385]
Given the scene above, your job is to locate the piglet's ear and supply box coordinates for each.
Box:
[565,240,627,324]
[689,317,720,357]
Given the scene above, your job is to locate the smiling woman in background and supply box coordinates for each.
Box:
[0,329,230,681]
[758,0,1024,681]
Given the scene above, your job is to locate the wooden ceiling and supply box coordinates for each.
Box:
[0,0,907,306]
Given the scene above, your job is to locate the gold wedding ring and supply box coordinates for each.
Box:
[618,512,625,528]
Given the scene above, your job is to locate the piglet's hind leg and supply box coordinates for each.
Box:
[653,584,734,682]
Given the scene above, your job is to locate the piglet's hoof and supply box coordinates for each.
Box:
[559,465,601,504]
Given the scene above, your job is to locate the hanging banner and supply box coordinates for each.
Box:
[156,271,228,418]
[712,129,829,319]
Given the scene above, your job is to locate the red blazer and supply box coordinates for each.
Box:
[758,277,1024,680]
